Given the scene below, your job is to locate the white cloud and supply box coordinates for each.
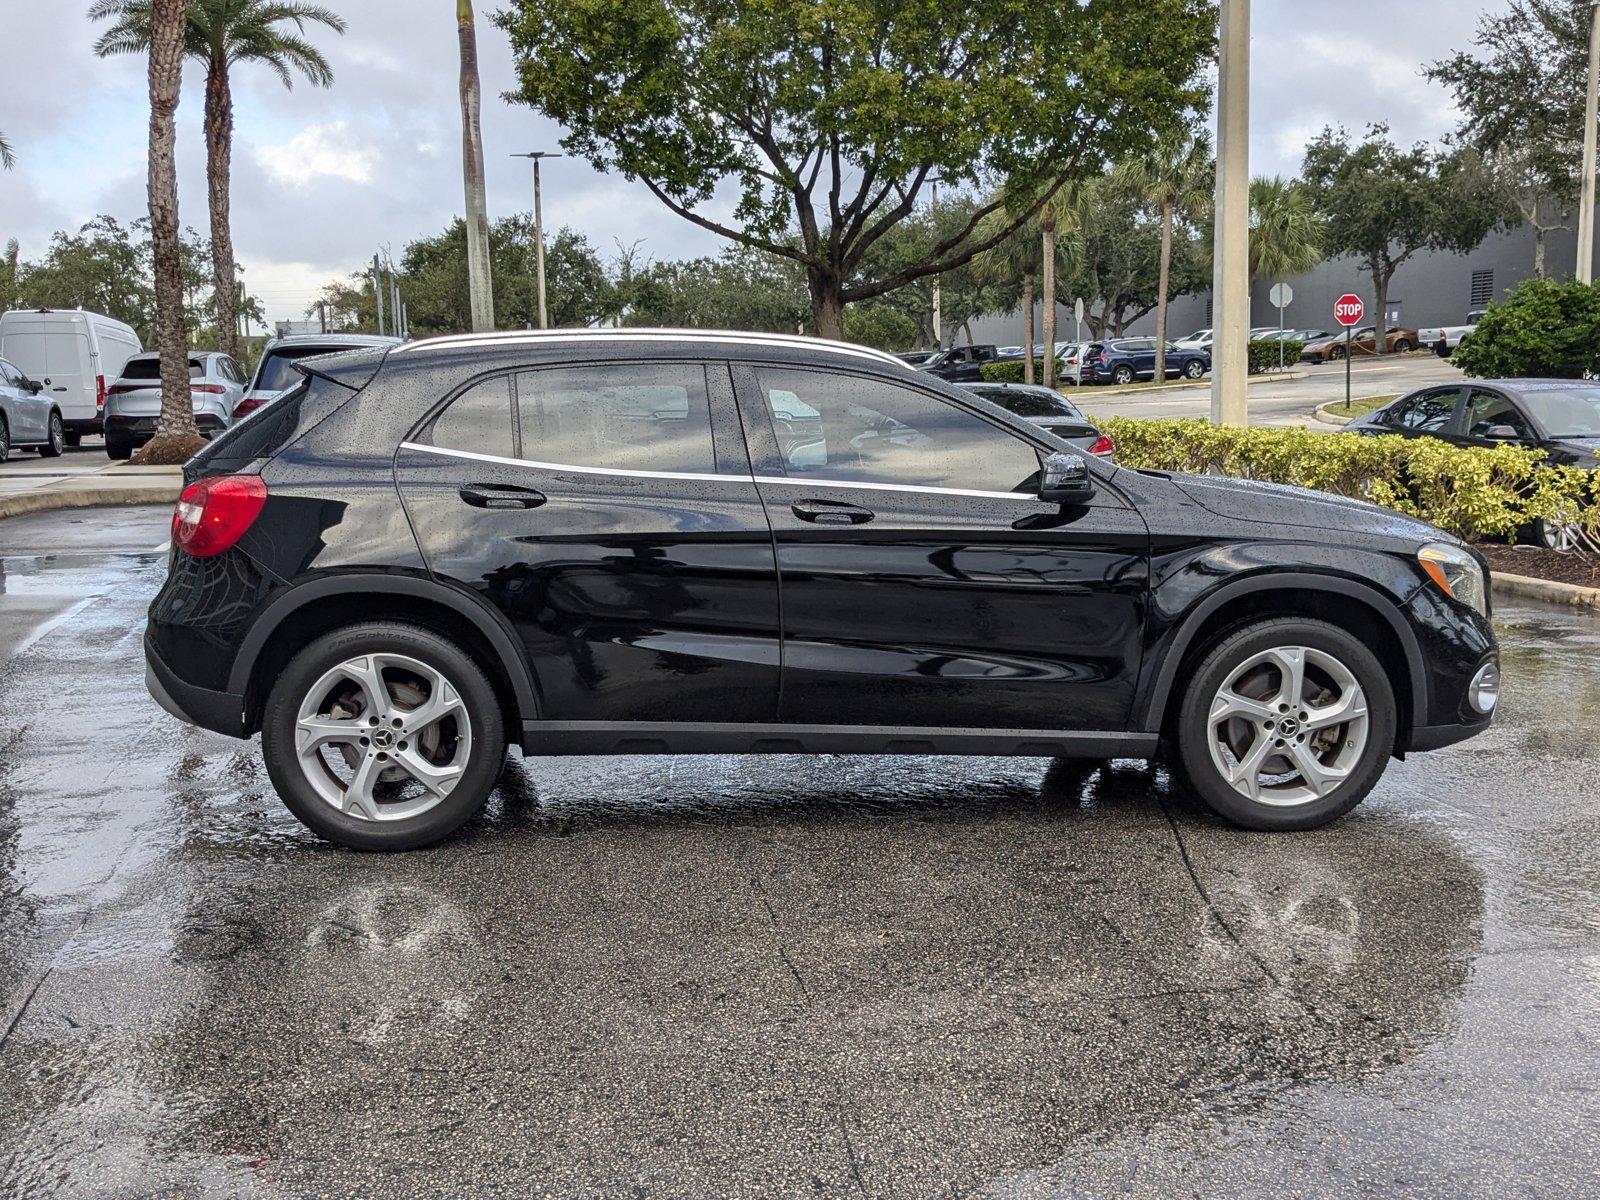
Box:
[254,123,379,188]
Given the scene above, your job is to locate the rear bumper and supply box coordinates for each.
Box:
[107,413,228,439]
[145,629,248,738]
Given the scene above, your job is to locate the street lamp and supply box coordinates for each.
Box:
[1579,0,1600,285]
[511,151,563,328]
[1210,0,1250,427]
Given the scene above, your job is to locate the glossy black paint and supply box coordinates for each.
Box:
[144,333,1499,761]
[1346,379,1600,469]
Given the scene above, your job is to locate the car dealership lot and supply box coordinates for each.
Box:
[0,506,1598,1197]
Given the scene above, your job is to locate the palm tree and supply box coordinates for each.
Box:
[458,0,494,332]
[0,132,15,170]
[140,0,202,462]
[1126,132,1212,383]
[975,213,1042,383]
[92,1,346,359]
[1249,175,1323,294]
[1036,183,1088,387]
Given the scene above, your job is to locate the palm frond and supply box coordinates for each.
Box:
[0,131,15,171]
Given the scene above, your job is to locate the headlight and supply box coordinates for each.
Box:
[1418,543,1488,615]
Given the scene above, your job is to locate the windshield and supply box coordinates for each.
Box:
[968,386,1084,419]
[253,345,351,393]
[1519,387,1600,437]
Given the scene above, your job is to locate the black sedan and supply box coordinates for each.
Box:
[1346,379,1600,547]
[960,381,1114,459]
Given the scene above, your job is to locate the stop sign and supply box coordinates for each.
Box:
[1333,294,1365,327]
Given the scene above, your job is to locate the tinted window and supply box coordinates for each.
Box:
[0,360,21,387]
[429,375,516,458]
[1389,389,1458,433]
[253,346,353,392]
[517,363,717,474]
[755,367,1039,492]
[121,357,203,380]
[1463,389,1533,441]
[967,386,1083,420]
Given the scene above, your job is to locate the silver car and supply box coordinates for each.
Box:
[0,355,65,461]
[959,382,1115,459]
[104,351,247,460]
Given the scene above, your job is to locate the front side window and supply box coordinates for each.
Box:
[429,375,516,458]
[0,360,21,388]
[1390,389,1458,433]
[755,367,1040,493]
[518,362,717,474]
[1464,389,1532,441]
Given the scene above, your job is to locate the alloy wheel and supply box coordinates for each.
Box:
[293,652,473,822]
[1206,644,1369,808]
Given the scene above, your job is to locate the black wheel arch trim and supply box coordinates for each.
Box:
[1135,571,1427,735]
[227,573,539,724]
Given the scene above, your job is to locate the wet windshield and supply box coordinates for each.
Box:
[1519,387,1600,437]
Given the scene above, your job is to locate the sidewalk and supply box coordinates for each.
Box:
[0,460,183,520]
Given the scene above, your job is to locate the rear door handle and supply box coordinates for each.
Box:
[459,483,546,510]
[791,499,874,525]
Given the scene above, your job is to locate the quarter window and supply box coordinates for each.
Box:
[755,367,1040,493]
[517,363,717,474]
[428,375,516,458]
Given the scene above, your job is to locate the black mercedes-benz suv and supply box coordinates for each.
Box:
[144,331,1500,850]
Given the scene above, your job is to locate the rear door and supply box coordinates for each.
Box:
[0,359,45,441]
[395,358,782,724]
[1380,386,1465,441]
[735,362,1149,732]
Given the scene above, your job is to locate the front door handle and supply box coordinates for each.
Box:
[459,483,546,510]
[791,499,874,525]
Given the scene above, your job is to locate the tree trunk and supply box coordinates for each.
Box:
[1533,226,1547,280]
[1372,266,1389,357]
[1023,269,1036,386]
[1154,200,1173,382]
[135,0,202,465]
[1041,224,1057,388]
[810,270,845,341]
[205,61,238,359]
[458,0,495,332]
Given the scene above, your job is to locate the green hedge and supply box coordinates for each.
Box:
[1094,416,1600,541]
[1452,278,1600,378]
[1248,339,1302,373]
[979,358,1045,383]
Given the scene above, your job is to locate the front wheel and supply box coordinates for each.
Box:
[1173,618,1396,831]
[1527,517,1583,552]
[38,412,65,457]
[261,623,507,850]
[1183,359,1206,379]
[1328,345,1346,361]
[1393,339,1413,353]
[0,418,9,464]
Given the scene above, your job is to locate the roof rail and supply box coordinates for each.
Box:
[390,327,914,371]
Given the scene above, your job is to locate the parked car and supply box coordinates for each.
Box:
[104,350,247,459]
[1345,379,1600,548]
[236,333,403,422]
[896,350,939,367]
[959,381,1115,458]
[0,356,66,461]
[1085,338,1210,384]
[0,308,142,444]
[919,344,1000,382]
[145,329,1499,850]
[995,345,1025,360]
[1417,310,1487,353]
[1300,325,1420,363]
[1173,328,1213,351]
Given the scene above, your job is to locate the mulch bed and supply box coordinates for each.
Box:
[1476,543,1600,590]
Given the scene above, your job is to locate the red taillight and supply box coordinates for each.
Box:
[233,398,264,418]
[171,476,268,557]
[192,383,227,394]
[1087,434,1116,458]
[95,374,106,410]
[1096,353,1110,365]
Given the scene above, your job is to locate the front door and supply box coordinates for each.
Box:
[396,359,782,723]
[735,363,1149,732]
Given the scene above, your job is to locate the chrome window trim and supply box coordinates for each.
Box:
[398,441,1041,502]
[390,327,914,371]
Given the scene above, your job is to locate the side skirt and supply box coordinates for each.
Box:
[520,721,1157,759]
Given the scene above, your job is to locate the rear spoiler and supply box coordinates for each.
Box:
[290,346,392,392]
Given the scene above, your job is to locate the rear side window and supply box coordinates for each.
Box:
[517,363,717,474]
[1389,389,1458,433]
[254,347,349,392]
[428,376,516,459]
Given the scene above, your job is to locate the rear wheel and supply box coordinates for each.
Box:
[38,412,65,457]
[1173,618,1396,831]
[261,623,507,850]
[1393,338,1413,353]
[64,430,82,448]
[105,434,133,461]
[1113,364,1136,385]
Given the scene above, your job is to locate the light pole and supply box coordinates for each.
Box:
[512,151,562,328]
[1210,0,1251,427]
[1579,0,1600,284]
[929,176,942,348]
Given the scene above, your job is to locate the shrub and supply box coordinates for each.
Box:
[980,358,1052,383]
[1248,339,1303,374]
[1451,278,1600,379]
[1092,416,1600,541]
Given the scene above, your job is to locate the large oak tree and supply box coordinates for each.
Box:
[494,0,1214,340]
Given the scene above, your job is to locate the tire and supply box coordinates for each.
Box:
[38,411,65,457]
[1113,364,1136,385]
[261,622,507,851]
[64,431,82,447]
[1172,618,1396,832]
[1328,345,1346,361]
[1393,339,1413,353]
[1184,358,1205,379]
[105,435,133,461]
[0,417,8,464]
[1526,517,1581,552]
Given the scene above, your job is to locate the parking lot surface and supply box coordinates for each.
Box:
[0,506,1597,1198]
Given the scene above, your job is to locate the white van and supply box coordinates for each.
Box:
[0,309,143,444]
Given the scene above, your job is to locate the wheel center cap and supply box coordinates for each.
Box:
[1277,717,1301,738]
[372,727,396,749]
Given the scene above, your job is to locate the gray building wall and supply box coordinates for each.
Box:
[968,220,1596,349]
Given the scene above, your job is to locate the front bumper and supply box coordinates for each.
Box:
[145,629,249,738]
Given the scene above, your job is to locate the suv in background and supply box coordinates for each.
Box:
[1086,338,1210,384]
[104,350,246,459]
[919,344,999,382]
[236,333,403,422]
[145,330,1498,851]
[0,356,66,461]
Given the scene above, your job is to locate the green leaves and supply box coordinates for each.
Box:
[1452,278,1600,380]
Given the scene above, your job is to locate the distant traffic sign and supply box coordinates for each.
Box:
[1269,282,1293,309]
[1334,294,1365,327]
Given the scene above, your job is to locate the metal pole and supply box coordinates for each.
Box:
[373,254,386,337]
[1210,0,1250,427]
[1278,289,1285,372]
[1344,327,1352,410]
[1580,1,1600,284]
[534,157,548,329]
[930,179,942,347]
[391,275,402,339]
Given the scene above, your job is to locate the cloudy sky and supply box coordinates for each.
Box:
[0,0,1506,325]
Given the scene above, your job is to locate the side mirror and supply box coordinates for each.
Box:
[25,379,43,394]
[1484,424,1520,441]
[1039,451,1095,504]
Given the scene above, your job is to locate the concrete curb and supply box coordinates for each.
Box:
[1492,570,1600,610]
[1313,405,1355,427]
[0,463,183,522]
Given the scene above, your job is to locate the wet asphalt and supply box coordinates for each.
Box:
[0,506,1597,1199]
